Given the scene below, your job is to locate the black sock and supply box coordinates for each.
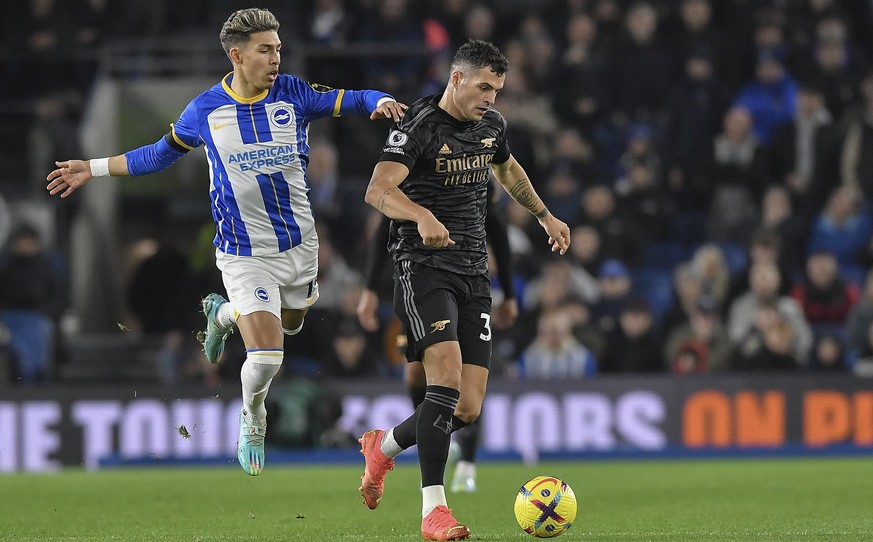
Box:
[417,385,460,487]
[409,385,427,410]
[392,406,419,451]
[455,418,479,463]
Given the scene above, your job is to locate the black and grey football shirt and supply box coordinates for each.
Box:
[378,93,511,276]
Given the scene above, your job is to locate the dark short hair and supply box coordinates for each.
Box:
[750,228,782,251]
[452,39,508,76]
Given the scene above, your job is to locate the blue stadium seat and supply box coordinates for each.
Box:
[631,269,675,322]
[717,242,749,277]
[670,212,708,248]
[840,264,868,288]
[644,242,688,271]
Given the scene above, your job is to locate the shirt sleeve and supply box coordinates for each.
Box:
[287,76,391,120]
[168,98,203,151]
[377,125,422,171]
[124,98,200,176]
[492,114,511,165]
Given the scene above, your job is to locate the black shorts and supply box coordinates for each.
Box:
[393,260,492,368]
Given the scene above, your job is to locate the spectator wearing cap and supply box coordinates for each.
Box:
[616,123,661,183]
[734,46,799,146]
[601,297,664,373]
[664,294,732,373]
[591,259,633,351]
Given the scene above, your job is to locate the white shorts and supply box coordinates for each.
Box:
[215,234,320,318]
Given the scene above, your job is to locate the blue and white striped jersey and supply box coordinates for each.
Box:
[168,73,388,256]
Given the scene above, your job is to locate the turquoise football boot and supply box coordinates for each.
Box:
[199,293,232,364]
[237,408,266,476]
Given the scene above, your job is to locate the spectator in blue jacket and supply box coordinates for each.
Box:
[734,47,798,145]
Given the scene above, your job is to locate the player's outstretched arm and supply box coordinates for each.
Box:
[46,156,130,198]
[491,154,570,255]
[364,161,454,248]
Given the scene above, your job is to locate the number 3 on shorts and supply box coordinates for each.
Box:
[479,313,491,341]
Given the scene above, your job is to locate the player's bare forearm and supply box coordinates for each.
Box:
[492,156,547,218]
[492,154,570,255]
[366,179,424,221]
[365,161,454,248]
[507,177,546,216]
[364,162,423,221]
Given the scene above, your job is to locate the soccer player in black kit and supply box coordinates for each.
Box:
[356,181,519,495]
[357,40,571,540]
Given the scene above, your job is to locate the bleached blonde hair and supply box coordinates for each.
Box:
[219,8,279,55]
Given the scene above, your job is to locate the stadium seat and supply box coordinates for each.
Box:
[644,242,688,271]
[840,264,868,288]
[630,269,675,322]
[717,242,749,277]
[670,211,708,249]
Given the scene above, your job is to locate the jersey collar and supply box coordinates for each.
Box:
[221,73,270,104]
[431,93,476,128]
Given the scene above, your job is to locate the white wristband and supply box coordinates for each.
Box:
[376,96,394,107]
[90,158,110,177]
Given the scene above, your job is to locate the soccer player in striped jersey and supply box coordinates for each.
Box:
[46,7,406,477]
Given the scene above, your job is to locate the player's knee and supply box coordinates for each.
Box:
[428,368,462,390]
[454,403,481,425]
[423,350,463,387]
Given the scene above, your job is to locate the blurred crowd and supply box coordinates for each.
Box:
[4,0,873,385]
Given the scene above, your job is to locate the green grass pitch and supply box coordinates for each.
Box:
[3,457,872,541]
